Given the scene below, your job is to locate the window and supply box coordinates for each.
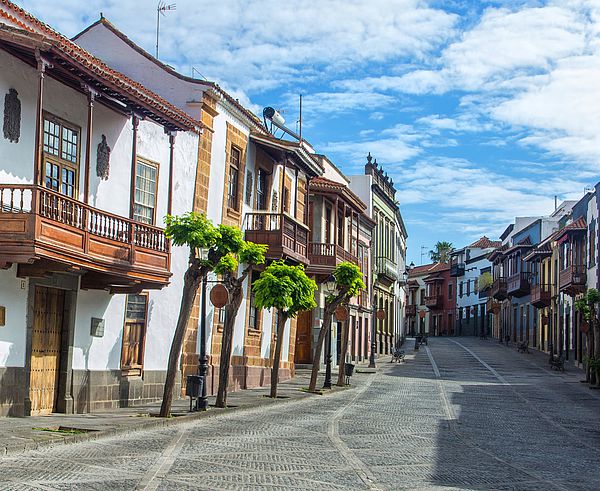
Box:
[256,169,268,210]
[245,170,253,205]
[227,146,241,210]
[216,307,226,325]
[121,294,148,374]
[466,280,471,296]
[43,116,79,198]
[459,282,463,298]
[420,288,425,305]
[589,220,596,268]
[134,159,158,224]
[325,205,332,243]
[249,272,261,330]
[448,283,453,300]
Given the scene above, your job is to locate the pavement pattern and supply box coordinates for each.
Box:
[1,337,600,490]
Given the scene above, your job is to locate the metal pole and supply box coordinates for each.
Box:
[323,319,332,389]
[156,7,160,58]
[196,274,209,411]
[369,287,377,368]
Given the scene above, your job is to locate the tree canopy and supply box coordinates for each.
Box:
[429,241,454,263]
[253,260,317,317]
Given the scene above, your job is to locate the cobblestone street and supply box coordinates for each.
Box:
[2,338,600,490]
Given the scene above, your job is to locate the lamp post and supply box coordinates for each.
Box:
[323,275,337,389]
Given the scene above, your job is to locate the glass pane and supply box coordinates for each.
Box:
[125,295,147,321]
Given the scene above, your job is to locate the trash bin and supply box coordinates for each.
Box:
[344,363,355,385]
[186,375,202,411]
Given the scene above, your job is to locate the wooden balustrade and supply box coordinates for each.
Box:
[307,242,359,271]
[0,184,171,288]
[559,265,587,296]
[244,211,309,264]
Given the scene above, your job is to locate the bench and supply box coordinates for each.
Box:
[517,341,529,354]
[550,353,566,372]
[391,349,405,363]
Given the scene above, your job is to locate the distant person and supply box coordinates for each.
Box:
[504,334,510,346]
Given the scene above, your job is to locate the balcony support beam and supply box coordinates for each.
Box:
[33,52,52,187]
[129,114,140,221]
[83,85,98,204]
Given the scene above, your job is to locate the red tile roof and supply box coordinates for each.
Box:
[309,177,366,212]
[469,236,502,249]
[0,0,202,132]
[408,262,449,278]
[72,16,266,134]
[555,216,587,243]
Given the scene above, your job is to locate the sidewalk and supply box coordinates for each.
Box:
[0,358,389,456]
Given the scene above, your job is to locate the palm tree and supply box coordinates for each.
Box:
[429,241,454,263]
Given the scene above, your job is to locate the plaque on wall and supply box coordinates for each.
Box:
[3,88,21,143]
[96,134,111,180]
[90,317,105,337]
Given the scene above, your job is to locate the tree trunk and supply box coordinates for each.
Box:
[308,312,332,392]
[160,266,202,417]
[215,282,243,408]
[270,312,288,398]
[337,319,350,387]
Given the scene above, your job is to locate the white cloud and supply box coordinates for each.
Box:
[19,0,458,92]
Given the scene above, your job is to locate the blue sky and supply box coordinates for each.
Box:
[18,0,600,265]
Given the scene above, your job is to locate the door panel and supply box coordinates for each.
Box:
[30,286,64,415]
[295,310,312,364]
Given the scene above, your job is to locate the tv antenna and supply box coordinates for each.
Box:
[156,1,176,59]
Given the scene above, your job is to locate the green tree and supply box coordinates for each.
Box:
[253,261,317,398]
[575,288,600,385]
[478,271,493,291]
[214,242,268,408]
[159,213,257,417]
[429,241,454,263]
[308,263,365,392]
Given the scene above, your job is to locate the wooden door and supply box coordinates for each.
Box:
[295,310,312,364]
[30,286,65,415]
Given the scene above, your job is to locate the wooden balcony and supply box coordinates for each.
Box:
[406,304,417,316]
[424,295,443,308]
[559,265,587,296]
[307,242,358,274]
[486,298,500,314]
[531,284,551,308]
[244,212,309,264]
[507,272,530,298]
[450,262,465,277]
[0,184,170,291]
[491,278,508,300]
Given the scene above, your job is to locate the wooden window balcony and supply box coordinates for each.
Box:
[450,262,465,277]
[531,284,551,308]
[376,257,398,284]
[424,295,443,308]
[559,265,587,296]
[244,211,309,264]
[0,184,170,290]
[405,304,417,316]
[507,272,530,298]
[486,297,500,314]
[307,242,359,273]
[491,278,508,300]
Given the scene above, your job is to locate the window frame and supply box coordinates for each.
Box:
[248,271,262,332]
[42,112,81,198]
[227,144,242,211]
[133,157,160,225]
[121,292,149,376]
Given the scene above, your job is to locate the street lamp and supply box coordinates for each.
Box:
[195,247,210,411]
[323,274,337,389]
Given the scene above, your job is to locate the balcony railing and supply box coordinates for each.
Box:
[406,304,417,316]
[450,262,465,277]
[0,184,170,287]
[424,295,443,308]
[559,265,587,296]
[507,272,530,298]
[244,212,309,264]
[531,284,551,308]
[307,242,359,272]
[376,257,398,283]
[491,277,508,300]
